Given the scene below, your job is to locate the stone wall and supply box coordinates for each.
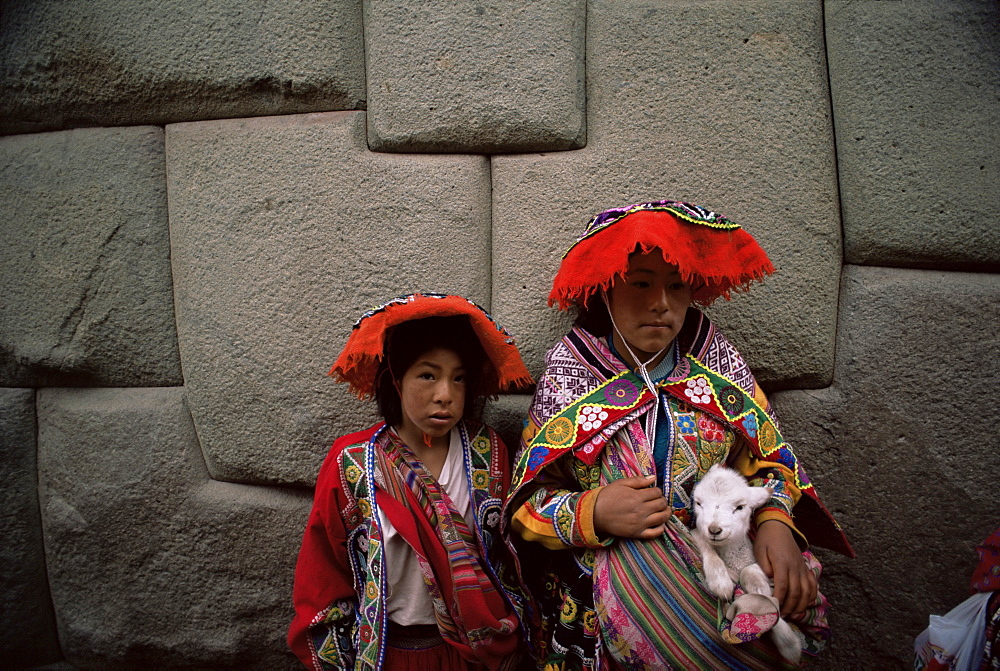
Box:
[2,0,997,668]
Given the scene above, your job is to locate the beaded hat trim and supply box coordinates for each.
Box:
[550,199,774,308]
[331,293,533,398]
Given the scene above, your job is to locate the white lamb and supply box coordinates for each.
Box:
[691,464,802,665]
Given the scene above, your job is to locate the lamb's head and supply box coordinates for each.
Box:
[692,465,773,546]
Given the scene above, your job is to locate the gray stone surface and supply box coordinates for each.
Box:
[364,0,586,153]
[482,393,533,461]
[827,0,1000,270]
[2,1,997,666]
[167,111,492,486]
[771,265,1000,668]
[37,387,310,668]
[0,0,366,135]
[0,388,61,665]
[0,127,182,388]
[492,0,842,388]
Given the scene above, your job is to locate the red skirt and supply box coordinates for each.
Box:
[383,622,480,671]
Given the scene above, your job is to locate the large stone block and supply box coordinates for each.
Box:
[0,127,182,388]
[37,387,310,668]
[770,265,1000,667]
[492,0,841,388]
[0,0,365,135]
[827,0,1000,270]
[482,393,533,463]
[167,111,492,486]
[0,388,61,665]
[364,0,586,153]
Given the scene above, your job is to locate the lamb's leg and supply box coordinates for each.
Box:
[738,562,772,597]
[770,618,802,665]
[693,534,735,600]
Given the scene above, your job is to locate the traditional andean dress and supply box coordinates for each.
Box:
[504,309,853,670]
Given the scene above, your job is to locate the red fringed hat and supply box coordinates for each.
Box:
[331,292,533,398]
[550,200,775,309]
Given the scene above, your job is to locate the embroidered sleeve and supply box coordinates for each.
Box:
[510,458,611,550]
[288,445,360,670]
[728,439,807,549]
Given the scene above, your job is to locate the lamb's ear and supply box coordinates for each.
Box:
[748,486,773,510]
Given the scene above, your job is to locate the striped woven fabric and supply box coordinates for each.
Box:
[593,423,831,670]
[376,427,521,667]
[595,518,824,670]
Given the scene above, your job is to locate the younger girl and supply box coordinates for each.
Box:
[289,293,533,670]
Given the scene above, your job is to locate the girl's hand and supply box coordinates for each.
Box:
[753,519,817,617]
[594,475,669,539]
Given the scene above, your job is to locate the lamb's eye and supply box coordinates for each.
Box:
[694,500,702,508]
[734,505,745,512]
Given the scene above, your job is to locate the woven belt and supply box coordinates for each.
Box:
[385,622,444,650]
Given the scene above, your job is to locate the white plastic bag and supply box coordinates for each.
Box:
[914,590,991,670]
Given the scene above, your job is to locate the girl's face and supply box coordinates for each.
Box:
[397,347,466,443]
[607,250,691,366]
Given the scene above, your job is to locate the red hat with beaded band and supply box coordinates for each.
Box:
[549,200,775,309]
[331,292,533,399]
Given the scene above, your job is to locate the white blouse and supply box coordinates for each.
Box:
[377,428,472,625]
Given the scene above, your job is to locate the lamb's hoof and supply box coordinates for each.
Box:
[707,576,735,602]
[738,565,771,596]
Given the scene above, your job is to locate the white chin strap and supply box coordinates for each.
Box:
[602,290,667,475]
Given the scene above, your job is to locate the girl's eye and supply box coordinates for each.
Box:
[632,281,650,289]
[418,372,434,380]
[669,282,687,290]
[454,375,465,383]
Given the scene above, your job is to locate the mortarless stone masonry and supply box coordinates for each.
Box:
[1,0,997,667]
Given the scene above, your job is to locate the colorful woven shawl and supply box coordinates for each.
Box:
[513,310,851,557]
[504,310,851,669]
[376,427,520,669]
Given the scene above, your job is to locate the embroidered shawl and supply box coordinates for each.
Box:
[289,420,521,670]
[503,309,851,668]
[376,428,520,667]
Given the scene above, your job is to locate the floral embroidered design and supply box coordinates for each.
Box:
[576,405,609,432]
[472,435,491,454]
[719,384,745,417]
[742,412,759,437]
[544,416,575,445]
[676,415,696,435]
[583,609,598,636]
[560,597,579,623]
[758,420,777,452]
[604,379,640,406]
[667,357,691,382]
[528,447,551,470]
[345,464,362,483]
[684,377,713,404]
[698,416,725,443]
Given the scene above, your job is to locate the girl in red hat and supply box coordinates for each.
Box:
[502,201,853,670]
[289,293,533,670]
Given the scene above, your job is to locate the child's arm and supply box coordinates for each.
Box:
[510,458,609,550]
[510,457,669,548]
[754,519,818,617]
[727,439,818,617]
